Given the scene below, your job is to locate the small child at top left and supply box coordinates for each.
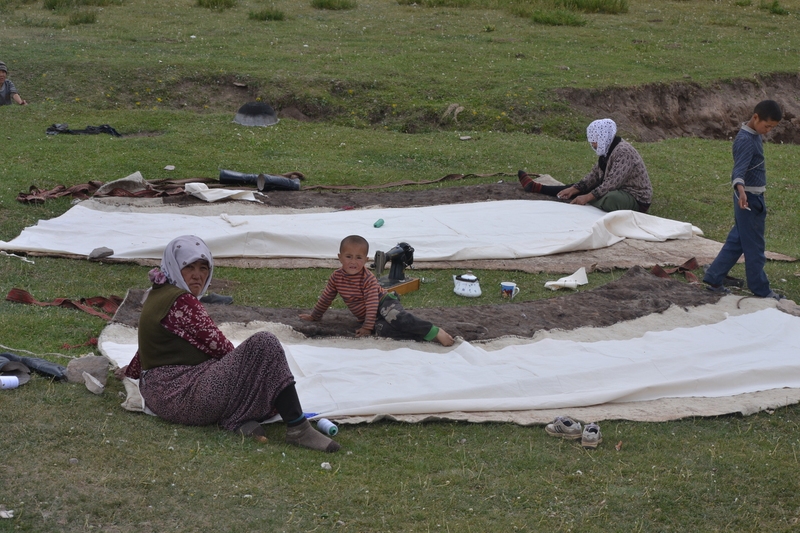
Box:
[0,61,28,106]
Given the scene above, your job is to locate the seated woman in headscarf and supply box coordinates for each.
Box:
[119,235,339,453]
[517,118,653,213]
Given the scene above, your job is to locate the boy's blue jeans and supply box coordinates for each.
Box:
[703,192,770,297]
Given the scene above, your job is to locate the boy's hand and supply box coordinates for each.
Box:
[355,327,372,337]
[298,313,316,321]
[736,186,749,210]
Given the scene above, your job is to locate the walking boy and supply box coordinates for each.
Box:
[703,100,783,299]
[299,235,455,346]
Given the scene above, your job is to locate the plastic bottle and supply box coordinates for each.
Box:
[373,218,384,228]
[1,376,20,389]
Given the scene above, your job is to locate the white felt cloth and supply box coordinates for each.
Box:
[0,200,700,261]
[184,183,258,203]
[544,267,589,291]
[99,308,800,419]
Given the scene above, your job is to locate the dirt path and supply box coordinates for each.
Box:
[113,266,719,342]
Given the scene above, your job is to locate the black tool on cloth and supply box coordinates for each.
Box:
[375,242,415,283]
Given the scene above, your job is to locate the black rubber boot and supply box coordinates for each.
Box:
[257,174,301,192]
[218,169,259,186]
[199,293,234,305]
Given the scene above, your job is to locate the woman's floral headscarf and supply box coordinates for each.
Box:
[149,235,213,296]
[586,119,617,157]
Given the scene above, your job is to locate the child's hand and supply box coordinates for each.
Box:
[737,191,749,211]
[355,327,372,337]
[298,313,316,321]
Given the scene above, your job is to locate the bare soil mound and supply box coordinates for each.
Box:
[113,266,719,342]
[256,178,541,209]
[558,72,800,144]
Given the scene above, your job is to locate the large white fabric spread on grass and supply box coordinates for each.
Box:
[0,200,700,260]
[100,308,800,419]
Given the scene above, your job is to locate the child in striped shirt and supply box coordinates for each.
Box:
[299,235,454,346]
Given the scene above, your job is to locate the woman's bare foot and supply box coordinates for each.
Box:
[436,328,454,346]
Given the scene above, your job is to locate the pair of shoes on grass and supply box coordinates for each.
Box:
[545,416,602,449]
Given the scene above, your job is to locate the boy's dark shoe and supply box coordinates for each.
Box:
[722,275,745,288]
[702,265,744,288]
[705,284,731,295]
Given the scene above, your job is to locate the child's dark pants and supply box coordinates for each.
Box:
[703,192,770,297]
[374,293,436,341]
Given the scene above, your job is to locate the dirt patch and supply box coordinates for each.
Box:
[112,266,720,342]
[558,72,800,144]
[278,106,312,122]
[122,73,800,142]
[258,177,535,209]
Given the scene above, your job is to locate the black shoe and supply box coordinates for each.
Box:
[257,173,301,192]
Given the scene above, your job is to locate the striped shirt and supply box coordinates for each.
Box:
[731,123,766,191]
[311,267,387,331]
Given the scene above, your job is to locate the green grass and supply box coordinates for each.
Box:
[248,6,285,20]
[3,380,800,532]
[531,8,587,25]
[2,0,800,530]
[760,0,790,14]
[560,0,628,14]
[197,0,237,10]
[67,8,96,24]
[310,0,356,10]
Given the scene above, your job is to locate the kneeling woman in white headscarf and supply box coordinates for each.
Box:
[121,235,339,453]
[518,118,653,213]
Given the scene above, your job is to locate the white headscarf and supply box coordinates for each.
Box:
[160,235,213,296]
[586,119,617,157]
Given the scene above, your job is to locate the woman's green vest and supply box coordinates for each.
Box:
[138,284,212,370]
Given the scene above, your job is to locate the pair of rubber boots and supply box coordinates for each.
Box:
[219,169,301,192]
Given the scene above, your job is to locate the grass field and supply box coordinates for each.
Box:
[2,0,800,531]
